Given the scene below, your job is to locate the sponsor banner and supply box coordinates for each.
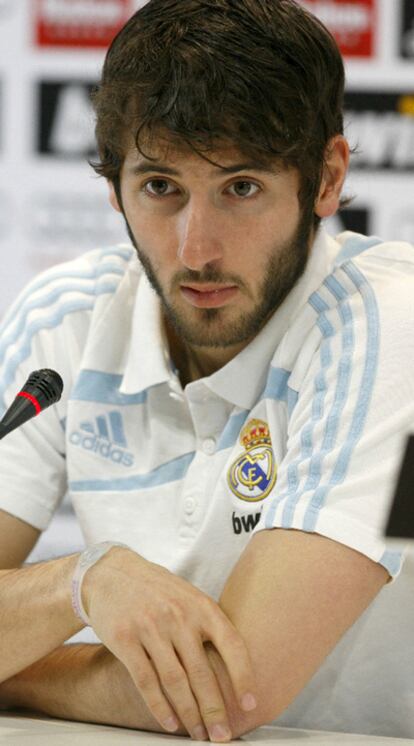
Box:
[345,91,414,170]
[298,0,376,57]
[36,80,97,157]
[35,0,133,48]
[401,0,414,59]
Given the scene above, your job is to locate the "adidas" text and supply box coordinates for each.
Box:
[69,431,134,467]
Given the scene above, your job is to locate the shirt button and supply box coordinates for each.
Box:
[202,437,216,455]
[184,497,195,514]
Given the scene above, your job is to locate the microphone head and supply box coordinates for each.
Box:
[24,369,64,408]
[0,369,64,441]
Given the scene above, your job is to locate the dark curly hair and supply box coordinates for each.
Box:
[90,0,351,229]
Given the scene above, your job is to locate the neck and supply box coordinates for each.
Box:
[164,318,245,386]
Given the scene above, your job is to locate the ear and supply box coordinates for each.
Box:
[107,180,122,213]
[314,135,350,219]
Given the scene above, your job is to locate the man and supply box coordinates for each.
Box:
[0,0,413,741]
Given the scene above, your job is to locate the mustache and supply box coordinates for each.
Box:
[171,268,245,289]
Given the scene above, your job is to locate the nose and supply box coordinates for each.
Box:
[176,200,224,271]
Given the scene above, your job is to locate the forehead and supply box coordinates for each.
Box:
[122,130,284,174]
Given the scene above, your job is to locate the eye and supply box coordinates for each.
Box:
[228,181,260,198]
[141,179,260,199]
[142,179,176,197]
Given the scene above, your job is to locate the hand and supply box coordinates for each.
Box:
[82,546,258,743]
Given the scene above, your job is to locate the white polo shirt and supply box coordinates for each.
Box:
[1,227,414,738]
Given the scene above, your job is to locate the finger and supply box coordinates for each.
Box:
[208,610,258,715]
[149,639,210,742]
[176,633,233,743]
[120,643,183,735]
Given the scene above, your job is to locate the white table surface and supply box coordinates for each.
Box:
[1,713,413,745]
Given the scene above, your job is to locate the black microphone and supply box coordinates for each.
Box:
[0,369,64,441]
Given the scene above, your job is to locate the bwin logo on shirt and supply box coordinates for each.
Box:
[69,411,134,467]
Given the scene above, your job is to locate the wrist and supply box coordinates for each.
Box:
[71,542,130,625]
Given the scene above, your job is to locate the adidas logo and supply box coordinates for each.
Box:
[69,411,134,467]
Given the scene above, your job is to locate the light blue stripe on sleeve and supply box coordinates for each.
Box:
[281,275,355,528]
[0,278,121,364]
[302,261,380,530]
[0,290,117,403]
[334,235,382,266]
[70,370,147,406]
[264,258,381,537]
[263,295,336,529]
[69,450,195,492]
[0,251,130,336]
[280,296,336,526]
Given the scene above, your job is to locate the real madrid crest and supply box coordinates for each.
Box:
[227,419,277,502]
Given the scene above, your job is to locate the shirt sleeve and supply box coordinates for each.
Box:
[0,263,92,531]
[252,252,414,581]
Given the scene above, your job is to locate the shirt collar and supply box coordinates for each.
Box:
[119,271,172,395]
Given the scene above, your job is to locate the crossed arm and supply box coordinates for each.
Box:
[0,522,388,740]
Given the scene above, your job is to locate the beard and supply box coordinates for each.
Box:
[122,206,314,350]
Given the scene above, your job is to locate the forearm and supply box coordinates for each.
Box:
[0,556,84,682]
[0,642,187,735]
[0,644,103,719]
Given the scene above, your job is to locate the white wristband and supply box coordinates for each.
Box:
[71,541,129,626]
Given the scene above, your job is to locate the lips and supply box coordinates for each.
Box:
[180,284,239,308]
[182,283,235,292]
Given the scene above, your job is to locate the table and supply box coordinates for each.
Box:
[1,712,413,745]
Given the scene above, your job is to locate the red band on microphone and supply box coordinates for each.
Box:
[17,391,42,415]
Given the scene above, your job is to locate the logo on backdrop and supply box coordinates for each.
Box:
[345,91,414,170]
[297,0,376,57]
[401,0,414,59]
[228,419,277,503]
[36,81,97,157]
[35,0,133,48]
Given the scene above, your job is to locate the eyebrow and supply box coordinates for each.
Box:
[127,160,281,177]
